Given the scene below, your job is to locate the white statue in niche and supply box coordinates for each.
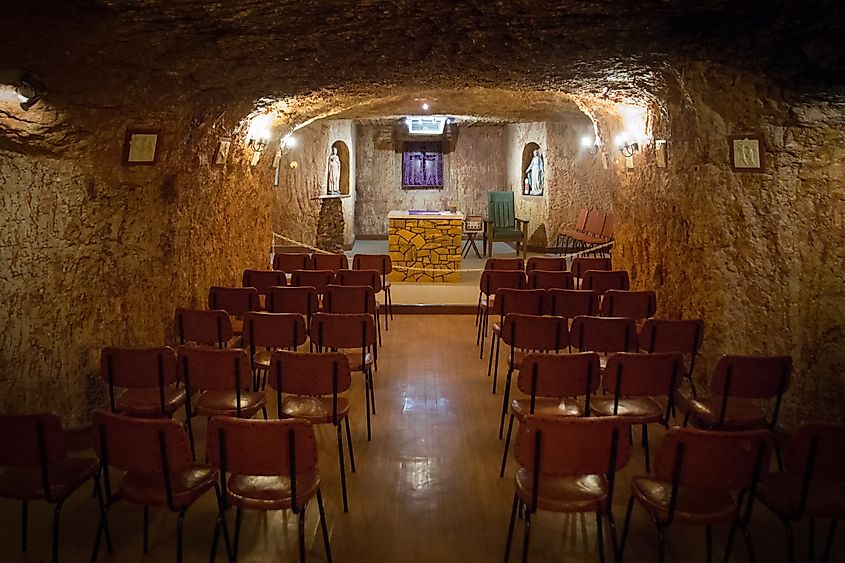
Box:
[327,146,341,194]
[525,148,544,195]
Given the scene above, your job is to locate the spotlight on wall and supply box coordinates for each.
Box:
[615,133,639,157]
[246,114,272,152]
[581,136,599,155]
[15,75,44,111]
[282,135,296,150]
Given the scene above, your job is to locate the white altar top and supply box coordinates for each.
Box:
[388,210,465,220]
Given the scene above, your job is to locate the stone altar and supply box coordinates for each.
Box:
[388,210,464,282]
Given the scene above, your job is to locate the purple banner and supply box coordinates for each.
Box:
[403,142,443,188]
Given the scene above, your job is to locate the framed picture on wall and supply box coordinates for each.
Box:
[123,129,160,165]
[729,134,765,173]
[213,138,232,165]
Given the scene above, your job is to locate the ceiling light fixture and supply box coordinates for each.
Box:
[15,74,44,111]
[422,102,430,110]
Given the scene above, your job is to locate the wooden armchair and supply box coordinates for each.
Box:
[485,192,528,258]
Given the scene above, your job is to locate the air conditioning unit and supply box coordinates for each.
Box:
[405,116,448,135]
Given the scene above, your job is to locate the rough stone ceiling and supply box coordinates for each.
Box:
[1,0,843,112]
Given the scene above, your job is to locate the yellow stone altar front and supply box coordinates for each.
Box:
[388,210,464,282]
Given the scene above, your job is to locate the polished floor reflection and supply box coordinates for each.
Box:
[2,315,841,562]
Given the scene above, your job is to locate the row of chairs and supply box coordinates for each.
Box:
[484,255,613,278]
[555,208,615,254]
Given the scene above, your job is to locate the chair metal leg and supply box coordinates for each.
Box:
[783,518,796,563]
[596,510,606,563]
[521,510,532,563]
[619,495,635,560]
[369,367,377,415]
[186,414,196,461]
[345,416,356,473]
[487,332,497,379]
[706,525,713,563]
[261,406,268,420]
[822,519,838,563]
[336,424,349,513]
[364,372,372,441]
[499,369,514,439]
[298,506,307,563]
[233,507,243,560]
[809,518,816,563]
[143,505,150,553]
[387,286,394,320]
[642,424,651,473]
[176,508,187,563]
[742,523,756,563]
[21,500,27,552]
[92,475,113,555]
[722,518,739,563]
[500,414,515,477]
[504,494,519,563]
[317,490,333,563]
[52,499,64,563]
[480,309,489,359]
[656,521,666,563]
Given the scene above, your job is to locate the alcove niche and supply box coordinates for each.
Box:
[521,142,542,196]
[331,140,351,195]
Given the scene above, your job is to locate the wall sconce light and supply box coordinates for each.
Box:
[246,114,272,152]
[581,136,600,155]
[615,133,640,157]
[15,75,44,111]
[281,134,296,154]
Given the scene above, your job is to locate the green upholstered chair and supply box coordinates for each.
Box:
[485,191,529,258]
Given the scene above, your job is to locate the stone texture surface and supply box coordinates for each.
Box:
[315,198,345,253]
[388,218,462,283]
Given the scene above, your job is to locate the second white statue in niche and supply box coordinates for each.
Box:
[327,146,341,194]
[525,148,544,195]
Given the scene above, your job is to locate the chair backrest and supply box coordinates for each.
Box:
[206,417,318,477]
[570,316,637,353]
[583,209,607,235]
[291,269,335,295]
[335,269,383,293]
[324,285,377,314]
[265,286,319,316]
[654,427,772,490]
[242,312,307,349]
[528,270,574,290]
[352,254,392,275]
[176,308,234,347]
[268,351,352,397]
[311,312,377,350]
[311,253,348,272]
[492,288,546,317]
[546,289,600,317]
[526,257,568,273]
[600,290,656,319]
[571,257,612,278]
[517,353,601,403]
[273,252,312,273]
[709,355,792,399]
[573,208,589,232]
[484,257,524,271]
[784,422,845,482]
[500,313,569,351]
[488,191,516,229]
[242,269,287,295]
[479,270,527,296]
[582,270,630,293]
[602,352,684,397]
[100,346,179,389]
[178,347,251,392]
[0,413,67,467]
[92,411,193,474]
[514,416,630,477]
[208,286,261,316]
[600,214,615,238]
[639,319,704,355]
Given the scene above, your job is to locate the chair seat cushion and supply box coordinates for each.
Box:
[116,386,186,417]
[253,350,273,368]
[193,391,266,418]
[227,471,321,511]
[511,398,582,419]
[590,397,663,423]
[758,472,845,519]
[631,477,737,524]
[282,396,350,424]
[515,467,608,512]
[683,395,767,429]
[121,465,217,508]
[0,457,98,500]
[344,351,373,372]
[494,229,524,240]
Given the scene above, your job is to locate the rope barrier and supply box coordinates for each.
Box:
[272,231,613,275]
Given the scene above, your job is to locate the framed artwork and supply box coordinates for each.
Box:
[213,138,231,165]
[655,140,668,168]
[123,129,160,165]
[402,142,443,189]
[729,134,765,173]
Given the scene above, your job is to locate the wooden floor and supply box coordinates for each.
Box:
[2,315,842,562]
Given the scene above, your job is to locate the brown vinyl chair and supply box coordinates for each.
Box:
[335,269,386,341]
[476,270,528,358]
[485,257,525,271]
[272,252,312,273]
[570,316,638,368]
[600,290,657,320]
[178,347,267,460]
[486,288,547,382]
[242,311,308,389]
[499,353,601,477]
[527,270,574,290]
[503,416,630,563]
[639,318,704,398]
[176,308,235,349]
[546,289,600,318]
[91,411,222,563]
[325,283,382,352]
[265,286,319,321]
[758,422,845,563]
[496,314,570,436]
[242,269,287,295]
[0,413,102,563]
[311,252,348,272]
[582,270,630,294]
[291,269,335,298]
[268,351,356,513]
[352,254,394,327]
[206,417,332,563]
[555,207,589,254]
[311,312,378,440]
[571,257,612,288]
[100,347,185,418]
[619,428,773,563]
[526,257,568,273]
[590,352,684,472]
[208,286,261,335]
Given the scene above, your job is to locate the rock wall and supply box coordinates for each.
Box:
[354,124,506,235]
